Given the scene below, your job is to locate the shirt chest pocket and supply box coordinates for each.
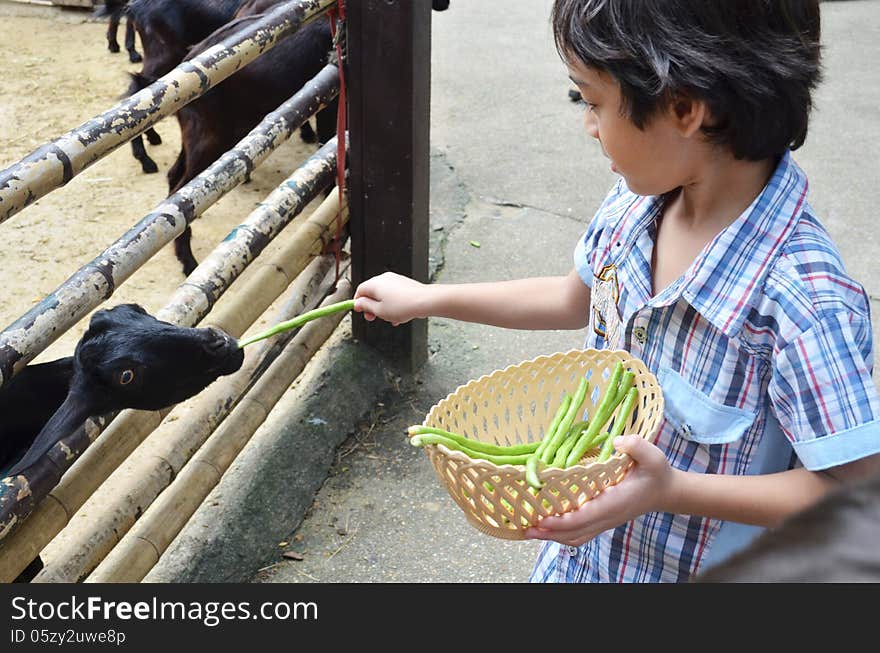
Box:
[658,367,756,444]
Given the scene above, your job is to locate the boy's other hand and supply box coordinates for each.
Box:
[353,272,428,326]
[525,435,674,547]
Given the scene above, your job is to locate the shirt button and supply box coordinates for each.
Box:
[633,326,647,344]
[566,546,579,557]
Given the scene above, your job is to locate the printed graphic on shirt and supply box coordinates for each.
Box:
[592,264,622,349]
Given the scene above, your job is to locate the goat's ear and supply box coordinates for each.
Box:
[120,303,148,315]
[85,309,115,334]
[88,303,147,330]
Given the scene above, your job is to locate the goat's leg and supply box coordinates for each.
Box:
[169,112,232,275]
[167,147,187,195]
[125,19,142,63]
[107,12,121,53]
[315,98,339,146]
[145,127,162,145]
[130,135,159,174]
[299,120,317,144]
[174,227,199,277]
[126,74,160,173]
[168,132,198,275]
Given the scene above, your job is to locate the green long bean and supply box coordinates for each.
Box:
[551,419,589,467]
[534,394,572,460]
[409,433,532,466]
[540,376,589,465]
[597,386,640,462]
[563,362,629,466]
[525,453,543,490]
[407,425,540,456]
[614,371,636,404]
[238,299,355,348]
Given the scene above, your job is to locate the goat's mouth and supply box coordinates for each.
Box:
[204,328,245,375]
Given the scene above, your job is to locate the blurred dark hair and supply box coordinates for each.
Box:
[551,0,822,160]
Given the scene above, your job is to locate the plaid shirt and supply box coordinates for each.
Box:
[530,151,880,583]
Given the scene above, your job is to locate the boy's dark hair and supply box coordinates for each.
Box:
[552,0,822,161]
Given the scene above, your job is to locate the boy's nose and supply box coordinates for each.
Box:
[583,110,599,140]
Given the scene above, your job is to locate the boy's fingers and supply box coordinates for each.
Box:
[353,297,376,314]
[353,297,382,324]
[613,434,652,463]
[354,277,380,300]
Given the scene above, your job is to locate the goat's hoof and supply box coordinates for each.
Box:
[108,43,120,54]
[182,261,198,277]
[141,160,159,174]
[129,51,143,64]
[146,132,162,146]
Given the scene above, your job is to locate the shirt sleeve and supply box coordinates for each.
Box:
[573,179,625,288]
[768,310,880,470]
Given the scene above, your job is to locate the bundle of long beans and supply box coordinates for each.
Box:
[409,361,639,490]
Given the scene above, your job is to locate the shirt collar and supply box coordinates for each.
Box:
[622,150,809,338]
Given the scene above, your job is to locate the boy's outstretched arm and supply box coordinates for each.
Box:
[353,268,591,331]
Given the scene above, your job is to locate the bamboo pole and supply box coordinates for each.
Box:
[31,198,350,583]
[154,139,339,327]
[0,189,347,582]
[0,0,336,225]
[86,279,354,583]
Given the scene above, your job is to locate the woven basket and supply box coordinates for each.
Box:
[418,348,664,540]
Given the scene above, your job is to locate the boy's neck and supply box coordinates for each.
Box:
[671,153,777,231]
[650,152,778,298]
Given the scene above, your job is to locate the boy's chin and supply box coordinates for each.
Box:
[623,177,673,198]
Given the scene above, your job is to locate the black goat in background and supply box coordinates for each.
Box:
[165,0,453,275]
[120,0,247,174]
[94,1,142,63]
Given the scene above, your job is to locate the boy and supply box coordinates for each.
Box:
[353,0,880,582]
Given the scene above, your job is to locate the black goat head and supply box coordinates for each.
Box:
[6,303,244,476]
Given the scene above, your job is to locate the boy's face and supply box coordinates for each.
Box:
[566,58,698,196]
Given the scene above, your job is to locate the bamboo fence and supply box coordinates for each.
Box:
[0,0,358,584]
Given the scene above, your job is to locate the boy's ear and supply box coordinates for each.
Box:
[668,93,708,138]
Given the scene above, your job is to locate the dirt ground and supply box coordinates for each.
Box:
[0,2,324,364]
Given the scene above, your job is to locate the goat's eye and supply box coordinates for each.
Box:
[119,369,135,385]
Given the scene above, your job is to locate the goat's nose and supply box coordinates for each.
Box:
[205,328,232,352]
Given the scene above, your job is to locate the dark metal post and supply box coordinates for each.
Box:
[347,0,431,372]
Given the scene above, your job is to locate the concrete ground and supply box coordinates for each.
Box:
[145,0,880,583]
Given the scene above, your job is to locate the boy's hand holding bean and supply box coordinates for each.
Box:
[353,271,428,326]
[525,435,676,547]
